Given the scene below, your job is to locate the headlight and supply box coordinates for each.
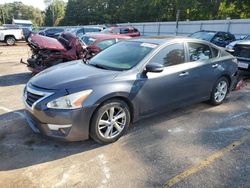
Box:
[47,90,92,109]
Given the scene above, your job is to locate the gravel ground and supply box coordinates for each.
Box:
[0,43,249,188]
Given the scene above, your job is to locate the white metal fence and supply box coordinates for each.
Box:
[118,19,250,38]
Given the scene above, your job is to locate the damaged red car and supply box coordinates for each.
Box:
[80,33,131,58]
[21,33,86,75]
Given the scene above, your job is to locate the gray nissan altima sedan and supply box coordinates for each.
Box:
[23,36,238,144]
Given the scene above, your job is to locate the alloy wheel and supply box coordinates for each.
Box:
[7,38,15,45]
[214,80,228,103]
[97,106,127,139]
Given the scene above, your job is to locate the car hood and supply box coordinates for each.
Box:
[30,60,119,90]
[30,34,66,51]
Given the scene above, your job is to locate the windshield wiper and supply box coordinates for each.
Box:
[89,64,110,70]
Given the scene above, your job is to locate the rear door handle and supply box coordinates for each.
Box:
[212,64,219,68]
[179,72,189,77]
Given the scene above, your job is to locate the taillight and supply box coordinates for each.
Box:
[232,58,238,65]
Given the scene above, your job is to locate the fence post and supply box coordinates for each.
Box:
[227,21,231,32]
[142,24,145,36]
[200,22,203,30]
[158,23,161,35]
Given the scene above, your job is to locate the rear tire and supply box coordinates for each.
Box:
[90,99,131,144]
[209,77,229,106]
[5,36,16,46]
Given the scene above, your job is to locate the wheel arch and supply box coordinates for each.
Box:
[220,74,232,87]
[89,94,135,133]
[4,35,16,41]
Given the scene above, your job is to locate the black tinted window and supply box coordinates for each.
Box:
[120,28,129,34]
[213,33,224,42]
[149,43,185,67]
[85,28,100,32]
[46,28,64,34]
[188,42,212,61]
[213,33,235,42]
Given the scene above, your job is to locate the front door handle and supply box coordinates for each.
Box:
[179,72,189,77]
[212,64,219,68]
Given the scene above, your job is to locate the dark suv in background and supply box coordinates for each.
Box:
[190,30,236,47]
[65,26,104,38]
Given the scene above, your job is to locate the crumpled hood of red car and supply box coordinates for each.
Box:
[30,34,67,51]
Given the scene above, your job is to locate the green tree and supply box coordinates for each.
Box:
[0,2,43,26]
[44,0,66,26]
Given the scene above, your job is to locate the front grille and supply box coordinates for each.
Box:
[26,90,44,107]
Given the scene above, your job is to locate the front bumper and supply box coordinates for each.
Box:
[24,105,95,141]
[23,86,96,142]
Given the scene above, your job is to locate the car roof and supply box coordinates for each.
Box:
[45,28,65,31]
[110,26,136,30]
[83,33,131,40]
[129,35,189,45]
[195,30,234,35]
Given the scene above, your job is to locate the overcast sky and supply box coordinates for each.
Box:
[0,0,67,11]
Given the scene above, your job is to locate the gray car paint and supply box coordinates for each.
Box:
[24,37,238,141]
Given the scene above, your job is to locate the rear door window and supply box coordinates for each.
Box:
[120,28,130,34]
[188,42,212,61]
[46,28,64,35]
[149,43,186,67]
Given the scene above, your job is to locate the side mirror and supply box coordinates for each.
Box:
[145,63,164,73]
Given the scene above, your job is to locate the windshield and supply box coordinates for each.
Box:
[88,41,157,71]
[65,28,79,33]
[80,36,97,45]
[190,31,216,41]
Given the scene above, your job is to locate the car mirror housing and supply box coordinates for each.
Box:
[145,63,164,73]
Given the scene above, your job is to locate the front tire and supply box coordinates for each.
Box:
[209,77,229,106]
[5,36,16,46]
[90,99,131,144]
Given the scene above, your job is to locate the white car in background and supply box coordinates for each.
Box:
[226,34,250,52]
[0,28,23,45]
